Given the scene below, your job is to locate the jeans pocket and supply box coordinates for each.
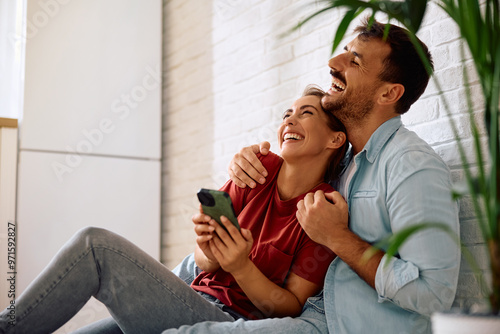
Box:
[303,290,325,314]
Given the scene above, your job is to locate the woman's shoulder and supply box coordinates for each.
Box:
[257,151,283,177]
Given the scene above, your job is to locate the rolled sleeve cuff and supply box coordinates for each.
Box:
[375,254,419,302]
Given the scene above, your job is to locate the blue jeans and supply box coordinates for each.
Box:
[164,254,328,333]
[75,253,328,333]
[0,227,234,333]
[161,295,328,334]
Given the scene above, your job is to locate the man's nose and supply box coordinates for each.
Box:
[328,53,344,71]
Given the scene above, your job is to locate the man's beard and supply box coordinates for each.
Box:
[322,88,375,126]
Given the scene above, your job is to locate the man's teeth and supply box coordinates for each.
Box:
[284,133,304,141]
[331,78,346,92]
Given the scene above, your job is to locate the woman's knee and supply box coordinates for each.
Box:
[72,226,115,248]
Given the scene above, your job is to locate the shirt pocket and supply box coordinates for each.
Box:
[252,242,293,287]
[351,190,377,198]
[350,190,378,215]
[349,190,387,241]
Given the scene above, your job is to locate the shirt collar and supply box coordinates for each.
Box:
[358,116,403,164]
[336,116,403,182]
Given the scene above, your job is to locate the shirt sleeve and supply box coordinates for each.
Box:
[375,150,460,315]
[291,241,336,286]
[219,151,282,215]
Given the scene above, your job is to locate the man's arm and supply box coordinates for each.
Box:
[228,142,270,188]
[297,153,460,315]
[297,190,384,289]
[375,151,460,314]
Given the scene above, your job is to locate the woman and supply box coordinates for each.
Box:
[0,86,347,333]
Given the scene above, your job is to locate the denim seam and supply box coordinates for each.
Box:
[15,244,221,327]
[91,245,208,318]
[305,300,325,314]
[15,248,95,323]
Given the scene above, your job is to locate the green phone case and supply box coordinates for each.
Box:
[197,188,240,231]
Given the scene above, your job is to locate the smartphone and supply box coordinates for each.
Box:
[197,188,240,232]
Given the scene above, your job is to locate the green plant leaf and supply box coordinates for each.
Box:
[293,0,429,53]
[331,8,359,54]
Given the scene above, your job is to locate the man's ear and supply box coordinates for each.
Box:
[378,83,405,105]
[328,131,346,149]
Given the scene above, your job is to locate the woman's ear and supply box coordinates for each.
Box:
[378,83,405,105]
[328,131,346,149]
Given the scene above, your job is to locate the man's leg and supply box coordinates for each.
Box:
[162,293,328,334]
[171,253,199,285]
[0,227,233,334]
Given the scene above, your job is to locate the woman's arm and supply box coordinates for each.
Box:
[209,217,321,317]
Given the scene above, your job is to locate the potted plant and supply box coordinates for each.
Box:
[295,0,499,331]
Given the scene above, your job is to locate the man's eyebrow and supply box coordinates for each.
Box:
[343,45,363,59]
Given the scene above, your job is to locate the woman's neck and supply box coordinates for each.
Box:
[276,159,328,201]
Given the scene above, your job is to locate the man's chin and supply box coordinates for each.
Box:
[321,95,341,111]
[321,94,332,108]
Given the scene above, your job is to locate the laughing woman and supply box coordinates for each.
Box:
[0,86,346,334]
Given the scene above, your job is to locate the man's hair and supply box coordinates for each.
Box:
[302,85,348,182]
[354,19,433,114]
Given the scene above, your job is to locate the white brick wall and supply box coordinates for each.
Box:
[162,0,487,309]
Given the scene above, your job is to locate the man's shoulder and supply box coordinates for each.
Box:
[384,126,445,163]
[380,126,451,178]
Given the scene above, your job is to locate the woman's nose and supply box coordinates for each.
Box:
[286,114,297,125]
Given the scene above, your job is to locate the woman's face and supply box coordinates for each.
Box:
[278,95,341,162]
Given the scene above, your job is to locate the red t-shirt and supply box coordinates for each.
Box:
[191,152,336,319]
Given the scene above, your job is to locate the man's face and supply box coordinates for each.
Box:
[322,36,391,125]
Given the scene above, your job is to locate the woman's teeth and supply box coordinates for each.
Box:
[284,133,304,141]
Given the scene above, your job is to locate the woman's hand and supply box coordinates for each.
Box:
[208,216,253,276]
[193,206,220,272]
[209,216,320,318]
[228,142,271,188]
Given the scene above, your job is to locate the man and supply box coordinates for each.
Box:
[82,19,459,334]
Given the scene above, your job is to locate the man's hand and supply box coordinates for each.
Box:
[297,190,383,289]
[296,191,349,249]
[228,141,270,188]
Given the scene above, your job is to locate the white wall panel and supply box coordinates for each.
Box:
[21,0,162,159]
[17,151,160,292]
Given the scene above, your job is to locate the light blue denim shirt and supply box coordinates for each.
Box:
[325,116,460,334]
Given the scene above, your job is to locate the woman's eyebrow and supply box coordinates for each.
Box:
[299,105,319,111]
[283,105,319,115]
